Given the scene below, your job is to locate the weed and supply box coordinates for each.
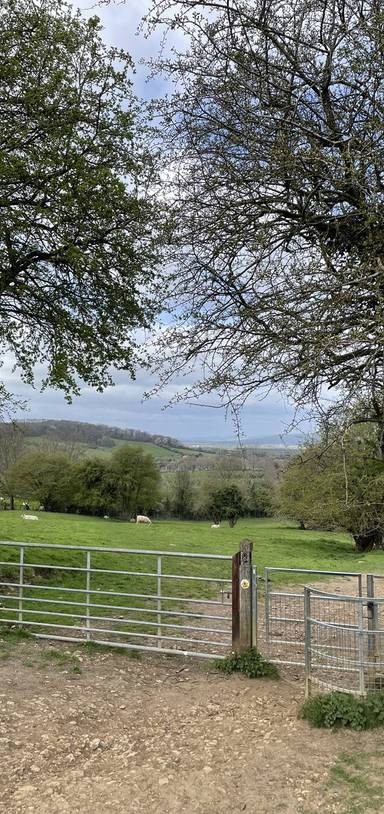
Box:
[215,647,279,679]
[300,690,384,730]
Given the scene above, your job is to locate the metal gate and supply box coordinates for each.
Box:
[262,567,363,667]
[304,586,384,696]
[0,541,233,659]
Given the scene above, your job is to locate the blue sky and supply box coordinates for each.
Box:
[3,0,299,443]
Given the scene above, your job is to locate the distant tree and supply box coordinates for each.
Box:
[97,436,115,449]
[8,451,74,512]
[172,469,195,518]
[207,484,245,527]
[72,458,111,516]
[0,0,159,403]
[109,445,160,519]
[279,422,384,551]
[0,423,24,509]
[246,478,273,518]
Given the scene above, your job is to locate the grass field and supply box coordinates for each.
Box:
[1,512,384,578]
[25,435,213,462]
[1,513,384,641]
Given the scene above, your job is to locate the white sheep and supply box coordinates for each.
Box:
[211,523,221,529]
[136,515,152,524]
[21,514,38,521]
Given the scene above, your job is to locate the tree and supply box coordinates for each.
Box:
[246,478,273,518]
[109,445,160,519]
[0,0,159,401]
[172,469,195,518]
[146,0,384,446]
[278,422,384,551]
[72,458,111,516]
[0,422,24,508]
[207,484,245,527]
[8,450,74,511]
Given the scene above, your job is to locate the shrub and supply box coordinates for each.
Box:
[300,690,384,730]
[215,647,279,679]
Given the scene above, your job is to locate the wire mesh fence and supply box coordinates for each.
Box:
[305,586,384,696]
[262,568,363,668]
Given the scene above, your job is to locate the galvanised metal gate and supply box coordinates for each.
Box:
[262,567,363,667]
[0,541,233,659]
[304,586,384,696]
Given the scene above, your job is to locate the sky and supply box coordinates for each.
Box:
[3,0,300,444]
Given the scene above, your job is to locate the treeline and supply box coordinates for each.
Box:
[4,445,160,518]
[17,420,183,451]
[164,470,273,524]
[0,440,274,523]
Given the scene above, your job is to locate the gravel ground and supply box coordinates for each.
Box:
[1,637,384,814]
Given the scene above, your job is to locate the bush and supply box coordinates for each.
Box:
[215,647,279,679]
[300,690,384,730]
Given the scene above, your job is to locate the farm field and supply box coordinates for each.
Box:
[24,435,210,462]
[1,513,384,581]
[1,513,384,646]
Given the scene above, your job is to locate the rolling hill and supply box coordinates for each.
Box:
[19,420,212,463]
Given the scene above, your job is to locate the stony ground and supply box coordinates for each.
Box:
[1,638,384,814]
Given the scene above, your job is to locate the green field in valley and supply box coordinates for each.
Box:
[0,513,383,641]
[24,435,212,462]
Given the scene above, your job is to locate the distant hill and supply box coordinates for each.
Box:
[189,434,301,448]
[15,419,210,463]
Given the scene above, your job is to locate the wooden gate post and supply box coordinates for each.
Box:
[232,539,253,653]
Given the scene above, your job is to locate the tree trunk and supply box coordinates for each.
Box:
[299,519,306,530]
[353,529,383,552]
[10,495,14,510]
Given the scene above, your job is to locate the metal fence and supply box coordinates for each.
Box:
[262,567,363,667]
[5,536,384,696]
[304,585,384,696]
[0,541,233,659]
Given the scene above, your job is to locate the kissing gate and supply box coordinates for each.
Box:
[1,537,384,697]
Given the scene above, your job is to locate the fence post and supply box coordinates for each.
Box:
[357,599,365,696]
[85,551,91,641]
[367,574,378,689]
[18,546,24,627]
[157,555,162,647]
[304,587,311,698]
[252,565,258,649]
[264,568,270,647]
[232,539,253,653]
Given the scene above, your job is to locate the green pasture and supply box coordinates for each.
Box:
[0,513,383,643]
[25,435,212,462]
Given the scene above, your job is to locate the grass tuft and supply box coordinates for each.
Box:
[80,641,141,658]
[0,625,32,641]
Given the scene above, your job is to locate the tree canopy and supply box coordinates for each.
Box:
[0,0,159,403]
[207,484,245,527]
[146,0,384,437]
[279,420,384,551]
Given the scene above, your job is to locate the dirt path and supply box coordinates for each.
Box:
[1,638,384,814]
